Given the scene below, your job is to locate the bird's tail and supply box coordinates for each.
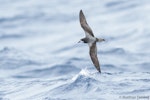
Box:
[96,38,105,42]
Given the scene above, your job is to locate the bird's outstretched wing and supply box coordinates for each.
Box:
[79,10,94,37]
[89,42,101,73]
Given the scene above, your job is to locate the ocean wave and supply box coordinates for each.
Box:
[0,13,44,24]
[50,70,100,94]
[0,47,41,69]
[105,0,139,12]
[13,64,80,78]
[100,47,125,54]
[0,33,23,39]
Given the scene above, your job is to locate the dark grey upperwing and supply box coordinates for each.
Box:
[89,42,101,73]
[79,10,94,37]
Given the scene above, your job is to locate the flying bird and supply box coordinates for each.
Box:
[79,10,105,73]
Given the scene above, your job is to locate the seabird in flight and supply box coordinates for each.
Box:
[78,10,105,73]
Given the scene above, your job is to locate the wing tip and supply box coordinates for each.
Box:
[98,69,101,73]
[79,9,83,15]
[96,65,101,73]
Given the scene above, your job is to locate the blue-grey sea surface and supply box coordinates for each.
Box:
[0,0,150,100]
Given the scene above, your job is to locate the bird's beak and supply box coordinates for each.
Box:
[78,40,82,43]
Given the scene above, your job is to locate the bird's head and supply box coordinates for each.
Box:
[78,39,84,43]
[78,38,88,43]
[78,40,81,43]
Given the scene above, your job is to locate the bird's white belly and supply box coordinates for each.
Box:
[89,37,96,42]
[88,37,96,47]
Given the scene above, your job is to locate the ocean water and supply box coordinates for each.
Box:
[0,0,150,100]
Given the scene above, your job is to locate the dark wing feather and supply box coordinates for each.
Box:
[89,42,101,73]
[79,10,94,37]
